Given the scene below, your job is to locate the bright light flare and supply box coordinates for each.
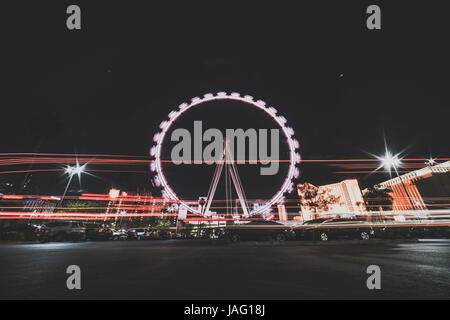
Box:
[65,163,86,178]
[376,151,403,175]
[426,158,436,166]
[109,188,120,199]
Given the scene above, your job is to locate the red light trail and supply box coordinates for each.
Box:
[0,153,448,176]
[0,153,448,222]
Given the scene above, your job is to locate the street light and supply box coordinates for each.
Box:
[109,188,120,199]
[53,163,86,213]
[62,163,86,200]
[376,151,416,210]
[425,158,436,166]
[65,163,86,180]
[377,151,402,176]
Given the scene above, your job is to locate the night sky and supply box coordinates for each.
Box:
[1,1,449,198]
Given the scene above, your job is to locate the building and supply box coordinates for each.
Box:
[103,190,168,222]
[277,204,288,221]
[377,160,450,211]
[297,179,366,221]
[23,198,58,214]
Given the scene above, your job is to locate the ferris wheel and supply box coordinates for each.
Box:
[150,92,301,218]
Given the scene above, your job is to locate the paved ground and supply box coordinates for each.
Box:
[0,240,449,299]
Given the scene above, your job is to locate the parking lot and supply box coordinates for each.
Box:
[0,239,449,300]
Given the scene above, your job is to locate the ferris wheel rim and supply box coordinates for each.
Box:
[150,92,301,216]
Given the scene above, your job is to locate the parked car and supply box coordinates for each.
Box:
[34,224,51,242]
[84,223,103,240]
[111,229,128,241]
[157,229,175,240]
[127,228,152,240]
[219,220,295,242]
[296,218,375,241]
[378,225,450,239]
[427,226,450,238]
[42,221,86,242]
[0,224,41,241]
[90,227,115,241]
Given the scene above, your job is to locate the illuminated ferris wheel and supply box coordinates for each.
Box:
[150,92,301,218]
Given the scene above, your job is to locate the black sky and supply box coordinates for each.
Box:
[0,1,449,196]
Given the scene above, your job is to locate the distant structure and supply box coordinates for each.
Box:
[376,160,450,211]
[277,204,288,221]
[23,198,58,214]
[104,190,168,223]
[297,179,366,221]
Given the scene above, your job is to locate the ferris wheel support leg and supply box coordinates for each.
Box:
[228,164,250,218]
[203,160,224,217]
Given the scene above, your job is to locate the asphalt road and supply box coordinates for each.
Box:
[0,240,449,300]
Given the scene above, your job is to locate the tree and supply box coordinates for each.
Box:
[58,200,102,213]
[297,183,341,215]
[363,186,393,212]
[156,219,172,229]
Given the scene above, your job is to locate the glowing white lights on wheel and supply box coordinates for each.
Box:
[150,92,301,216]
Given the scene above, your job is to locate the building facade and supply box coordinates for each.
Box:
[377,160,450,211]
[277,204,288,221]
[297,179,366,221]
